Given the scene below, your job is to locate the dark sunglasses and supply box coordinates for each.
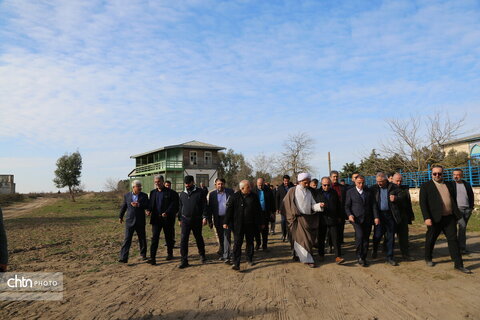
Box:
[322,184,330,187]
[432,172,443,176]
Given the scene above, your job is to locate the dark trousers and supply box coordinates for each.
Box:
[373,211,396,259]
[150,220,174,259]
[233,224,256,266]
[396,217,410,256]
[119,223,147,261]
[255,220,269,249]
[352,220,372,260]
[180,218,205,263]
[318,221,341,257]
[281,214,288,239]
[214,215,226,254]
[338,219,345,243]
[425,215,463,268]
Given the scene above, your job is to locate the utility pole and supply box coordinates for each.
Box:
[328,152,332,174]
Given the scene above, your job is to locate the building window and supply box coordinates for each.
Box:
[196,174,210,188]
[190,151,197,165]
[204,151,212,166]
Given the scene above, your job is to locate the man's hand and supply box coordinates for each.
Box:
[131,202,139,207]
[178,221,182,226]
[425,219,432,226]
[319,202,326,207]
[348,215,355,223]
[202,218,208,226]
[374,218,380,225]
[389,195,396,202]
[161,212,167,218]
[119,218,123,224]
[0,264,7,272]
[146,211,151,216]
[223,224,229,229]
[276,210,280,214]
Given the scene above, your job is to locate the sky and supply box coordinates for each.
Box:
[0,0,479,193]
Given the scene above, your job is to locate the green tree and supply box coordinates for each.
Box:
[340,162,359,179]
[441,149,470,168]
[218,149,253,188]
[53,151,83,201]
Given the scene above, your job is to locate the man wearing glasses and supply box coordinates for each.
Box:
[420,165,471,274]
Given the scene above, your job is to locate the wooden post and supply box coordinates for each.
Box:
[328,152,332,174]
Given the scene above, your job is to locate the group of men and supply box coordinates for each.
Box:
[118,166,475,273]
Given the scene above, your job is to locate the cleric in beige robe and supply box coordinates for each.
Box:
[282,173,323,267]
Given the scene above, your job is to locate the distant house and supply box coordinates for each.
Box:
[0,175,15,194]
[128,140,225,192]
[442,134,480,159]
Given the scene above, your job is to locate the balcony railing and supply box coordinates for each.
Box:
[135,160,183,174]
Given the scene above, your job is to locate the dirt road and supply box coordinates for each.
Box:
[2,197,58,219]
[2,225,480,320]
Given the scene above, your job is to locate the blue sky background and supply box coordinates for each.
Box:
[0,0,479,193]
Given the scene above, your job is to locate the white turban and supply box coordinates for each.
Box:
[297,173,311,182]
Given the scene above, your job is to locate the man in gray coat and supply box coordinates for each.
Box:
[0,207,8,272]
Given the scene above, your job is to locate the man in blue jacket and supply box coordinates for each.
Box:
[118,180,150,263]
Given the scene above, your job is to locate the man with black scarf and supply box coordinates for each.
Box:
[178,175,209,269]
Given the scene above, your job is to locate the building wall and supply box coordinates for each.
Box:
[0,175,15,194]
[183,149,220,170]
[443,143,470,155]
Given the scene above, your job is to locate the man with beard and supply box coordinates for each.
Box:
[146,175,179,265]
[283,173,323,268]
[178,175,209,269]
[391,173,415,261]
[224,180,263,271]
[275,175,295,242]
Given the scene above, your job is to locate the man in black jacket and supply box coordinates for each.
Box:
[391,173,415,260]
[208,178,234,262]
[420,165,471,274]
[371,172,401,266]
[345,175,378,267]
[450,169,475,254]
[275,175,294,242]
[178,175,209,269]
[118,180,150,263]
[146,175,179,265]
[252,177,275,251]
[224,180,263,271]
[314,177,344,264]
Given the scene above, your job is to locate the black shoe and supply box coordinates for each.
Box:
[118,259,128,263]
[201,255,207,264]
[455,267,472,274]
[358,258,365,266]
[147,259,157,265]
[166,254,173,261]
[293,256,300,262]
[386,258,397,266]
[363,259,369,267]
[178,262,190,269]
[425,260,435,267]
[232,265,240,271]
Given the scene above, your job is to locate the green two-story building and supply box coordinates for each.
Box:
[128,140,225,192]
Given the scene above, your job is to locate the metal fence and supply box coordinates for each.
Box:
[343,161,480,188]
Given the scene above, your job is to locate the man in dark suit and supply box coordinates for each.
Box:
[118,180,150,263]
[252,177,275,251]
[146,175,179,265]
[345,175,378,267]
[330,170,347,246]
[224,180,263,271]
[450,169,475,254]
[0,207,8,272]
[420,165,471,274]
[391,173,415,261]
[178,175,209,269]
[208,178,234,262]
[371,172,400,266]
[275,175,294,242]
[314,177,345,264]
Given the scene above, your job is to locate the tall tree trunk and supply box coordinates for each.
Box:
[69,186,75,202]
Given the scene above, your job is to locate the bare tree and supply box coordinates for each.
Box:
[104,177,120,192]
[252,153,275,180]
[381,111,466,174]
[276,132,314,181]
